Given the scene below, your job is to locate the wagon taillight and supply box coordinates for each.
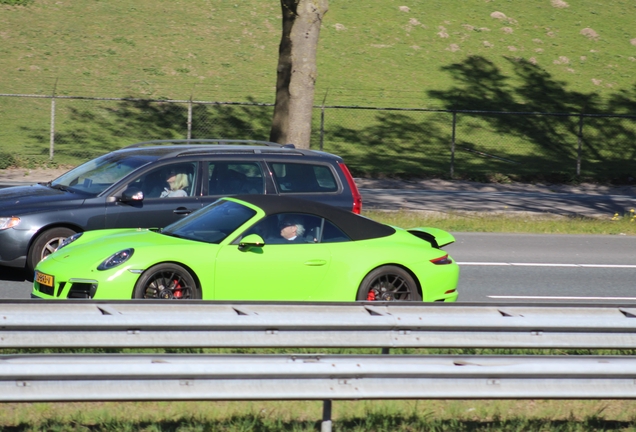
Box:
[338,162,362,214]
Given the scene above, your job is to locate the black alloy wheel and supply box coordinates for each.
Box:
[133,263,201,299]
[356,265,421,301]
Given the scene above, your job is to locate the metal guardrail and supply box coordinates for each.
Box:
[2,301,636,430]
[3,355,636,401]
[3,301,636,349]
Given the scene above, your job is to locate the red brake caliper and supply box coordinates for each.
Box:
[173,280,183,299]
[367,290,376,301]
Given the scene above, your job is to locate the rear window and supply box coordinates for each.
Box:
[207,162,265,196]
[270,162,338,193]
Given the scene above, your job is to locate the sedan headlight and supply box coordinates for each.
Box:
[97,248,134,271]
[0,217,20,230]
[56,232,83,251]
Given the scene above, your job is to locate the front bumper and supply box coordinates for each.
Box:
[0,228,30,268]
[32,267,141,300]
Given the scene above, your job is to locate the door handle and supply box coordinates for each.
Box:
[173,207,194,215]
[304,259,327,266]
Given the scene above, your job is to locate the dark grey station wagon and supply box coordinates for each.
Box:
[0,139,362,273]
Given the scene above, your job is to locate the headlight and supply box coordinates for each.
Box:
[56,232,83,251]
[0,217,20,230]
[97,248,134,271]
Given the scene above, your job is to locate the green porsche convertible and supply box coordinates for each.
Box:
[32,195,459,302]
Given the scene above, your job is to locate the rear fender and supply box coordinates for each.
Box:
[407,227,455,248]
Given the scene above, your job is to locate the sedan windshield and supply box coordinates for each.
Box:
[51,152,157,195]
[162,200,257,244]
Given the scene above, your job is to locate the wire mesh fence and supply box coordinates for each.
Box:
[1,93,635,181]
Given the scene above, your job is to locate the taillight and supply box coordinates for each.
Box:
[338,162,362,214]
[430,254,453,265]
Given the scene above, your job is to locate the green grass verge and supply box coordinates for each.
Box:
[365,209,636,235]
[2,401,636,432]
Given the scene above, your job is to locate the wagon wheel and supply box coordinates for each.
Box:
[27,227,77,274]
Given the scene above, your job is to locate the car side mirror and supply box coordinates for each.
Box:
[120,187,144,202]
[238,234,265,251]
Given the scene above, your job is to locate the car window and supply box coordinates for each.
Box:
[270,163,338,193]
[127,162,197,199]
[162,200,256,244]
[51,153,157,195]
[241,213,340,244]
[321,220,351,243]
[206,162,264,196]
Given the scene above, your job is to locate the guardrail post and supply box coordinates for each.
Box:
[321,399,332,432]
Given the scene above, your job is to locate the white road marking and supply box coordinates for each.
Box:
[489,295,636,301]
[458,262,636,268]
[459,262,636,302]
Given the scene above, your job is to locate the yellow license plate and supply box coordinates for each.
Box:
[35,271,54,287]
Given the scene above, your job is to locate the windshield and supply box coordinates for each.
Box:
[162,200,257,244]
[51,152,158,195]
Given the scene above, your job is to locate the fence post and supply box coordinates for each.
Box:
[320,90,328,151]
[187,96,193,140]
[320,106,325,152]
[577,113,584,176]
[450,111,457,179]
[49,78,58,160]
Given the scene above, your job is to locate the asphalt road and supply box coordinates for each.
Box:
[2,232,635,302]
[360,188,636,217]
[446,232,636,303]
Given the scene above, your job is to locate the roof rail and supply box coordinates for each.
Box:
[125,139,295,149]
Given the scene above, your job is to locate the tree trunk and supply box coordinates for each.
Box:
[270,0,328,149]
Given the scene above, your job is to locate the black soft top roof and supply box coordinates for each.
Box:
[232,195,396,241]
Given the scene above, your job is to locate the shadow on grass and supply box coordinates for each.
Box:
[3,414,634,431]
[426,56,636,182]
[20,98,274,165]
[321,109,452,178]
[327,56,636,182]
[16,59,636,182]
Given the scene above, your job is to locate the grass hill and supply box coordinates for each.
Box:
[0,0,635,180]
[2,0,635,105]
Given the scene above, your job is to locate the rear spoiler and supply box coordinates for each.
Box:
[407,227,456,248]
